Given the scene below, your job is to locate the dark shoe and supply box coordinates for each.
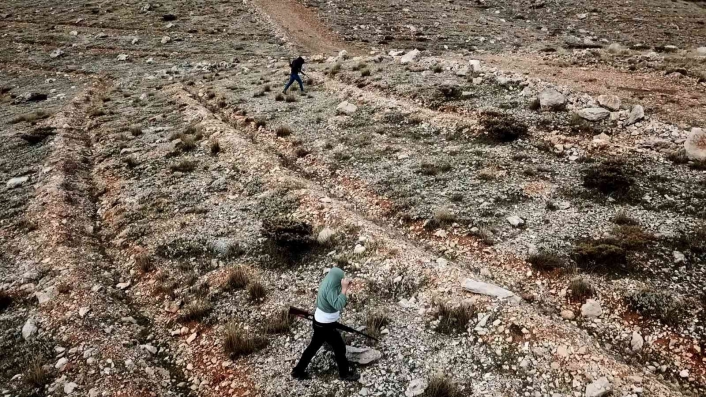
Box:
[291,370,310,380]
[339,372,360,382]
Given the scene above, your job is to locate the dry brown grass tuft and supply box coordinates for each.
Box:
[611,211,639,225]
[436,303,474,334]
[264,310,293,334]
[169,159,197,173]
[210,139,220,155]
[224,323,268,358]
[248,281,267,302]
[568,278,594,301]
[0,290,12,311]
[24,359,50,387]
[226,267,249,290]
[527,251,565,271]
[365,312,390,338]
[11,110,51,124]
[136,252,152,273]
[275,125,292,137]
[423,376,465,397]
[178,299,213,322]
[433,207,456,224]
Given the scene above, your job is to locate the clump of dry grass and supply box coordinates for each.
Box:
[226,267,249,290]
[169,159,197,173]
[527,251,565,271]
[365,312,390,338]
[480,111,529,142]
[611,211,639,225]
[224,323,268,358]
[361,68,371,77]
[136,252,152,273]
[24,359,50,387]
[433,207,456,224]
[329,63,341,76]
[275,125,292,137]
[275,93,285,101]
[0,291,12,311]
[626,289,684,325]
[264,310,293,334]
[248,281,267,302]
[419,162,452,176]
[582,161,635,197]
[423,376,465,397]
[129,125,142,136]
[254,119,267,129]
[10,110,51,124]
[435,303,474,334]
[210,139,220,155]
[285,95,297,103]
[123,155,139,169]
[178,300,213,322]
[568,278,594,301]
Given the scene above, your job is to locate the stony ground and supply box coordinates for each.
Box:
[1,1,705,397]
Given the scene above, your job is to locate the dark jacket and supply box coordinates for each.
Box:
[290,57,305,75]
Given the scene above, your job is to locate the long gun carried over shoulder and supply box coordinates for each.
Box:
[288,306,379,341]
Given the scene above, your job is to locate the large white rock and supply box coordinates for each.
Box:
[22,319,38,340]
[405,379,428,397]
[346,346,382,365]
[469,59,481,72]
[336,101,358,115]
[538,88,566,110]
[697,47,706,56]
[625,105,644,126]
[507,215,525,227]
[36,286,57,305]
[7,176,29,189]
[597,95,621,111]
[585,377,612,397]
[581,299,603,318]
[684,127,706,161]
[64,381,78,394]
[631,331,644,352]
[400,49,420,64]
[577,108,610,121]
[462,279,514,299]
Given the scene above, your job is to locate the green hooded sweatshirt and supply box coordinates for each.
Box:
[316,267,348,313]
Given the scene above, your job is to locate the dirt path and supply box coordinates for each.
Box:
[479,53,706,127]
[251,0,357,56]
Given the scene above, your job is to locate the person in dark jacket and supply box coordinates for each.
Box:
[291,267,360,382]
[283,56,306,94]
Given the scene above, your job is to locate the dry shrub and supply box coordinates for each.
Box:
[480,111,529,142]
[24,359,50,387]
[129,125,142,136]
[178,300,213,322]
[226,267,249,290]
[329,63,341,76]
[433,207,456,224]
[436,303,474,334]
[611,211,639,225]
[123,155,139,169]
[248,281,267,302]
[285,95,297,103]
[527,251,565,271]
[210,139,220,155]
[224,323,268,358]
[10,110,51,124]
[419,162,452,176]
[275,125,292,137]
[264,310,293,334]
[365,312,390,338]
[568,278,594,301]
[136,252,152,273]
[179,134,197,151]
[423,376,465,397]
[626,290,684,325]
[573,240,629,273]
[361,68,371,77]
[254,119,267,129]
[582,161,635,197]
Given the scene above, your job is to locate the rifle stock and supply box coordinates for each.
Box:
[289,306,379,341]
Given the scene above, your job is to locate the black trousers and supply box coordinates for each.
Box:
[293,320,349,376]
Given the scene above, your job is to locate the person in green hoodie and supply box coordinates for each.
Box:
[291,267,360,382]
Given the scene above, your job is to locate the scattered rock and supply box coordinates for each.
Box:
[336,101,358,115]
[405,378,428,397]
[117,54,129,61]
[585,377,612,397]
[346,346,382,364]
[317,227,335,244]
[679,369,689,378]
[79,307,90,318]
[353,244,366,254]
[597,95,621,111]
[631,331,644,352]
[50,49,65,58]
[581,299,603,318]
[116,281,131,290]
[538,88,566,110]
[625,105,644,126]
[507,215,525,227]
[577,108,610,121]
[161,36,171,44]
[64,382,78,395]
[399,49,420,64]
[55,357,68,370]
[697,47,706,56]
[6,176,29,189]
[36,286,58,305]
[469,59,481,72]
[141,344,158,354]
[22,318,38,340]
[684,127,706,161]
[462,279,514,299]
[560,310,575,320]
[673,251,686,264]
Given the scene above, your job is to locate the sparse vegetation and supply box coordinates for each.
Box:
[361,68,371,77]
[423,376,465,397]
[24,359,50,387]
[433,207,456,224]
[123,155,139,168]
[612,211,639,225]
[276,125,292,137]
[527,251,565,271]
[264,310,293,334]
[275,93,285,101]
[329,63,341,76]
[568,278,594,301]
[248,281,267,302]
[0,291,12,312]
[129,125,142,136]
[169,159,197,173]
[583,161,635,198]
[285,94,297,103]
[419,162,452,176]
[480,111,529,142]
[626,290,684,325]
[573,240,629,273]
[226,267,249,290]
[224,323,268,358]
[136,252,152,273]
[10,110,51,124]
[178,299,213,322]
[435,303,474,334]
[365,312,390,338]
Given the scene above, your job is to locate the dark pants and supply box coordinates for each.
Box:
[284,73,304,92]
[293,320,349,376]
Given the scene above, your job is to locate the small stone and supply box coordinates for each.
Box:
[353,244,366,254]
[161,36,171,44]
[116,281,131,290]
[50,49,64,58]
[400,49,420,64]
[36,286,57,305]
[469,59,481,72]
[585,377,612,397]
[405,378,428,397]
[117,54,129,61]
[22,319,38,340]
[79,307,90,318]
[581,299,603,318]
[346,346,382,364]
[556,345,569,358]
[673,251,686,264]
[70,31,78,36]
[679,369,689,378]
[537,88,566,110]
[317,227,335,244]
[625,105,644,126]
[697,47,706,56]
[597,95,621,111]
[141,344,158,354]
[507,215,525,227]
[684,127,706,161]
[186,332,197,344]
[55,357,68,370]
[7,176,29,189]
[336,101,358,115]
[64,382,78,395]
[577,108,610,121]
[560,310,575,320]
[631,331,644,352]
